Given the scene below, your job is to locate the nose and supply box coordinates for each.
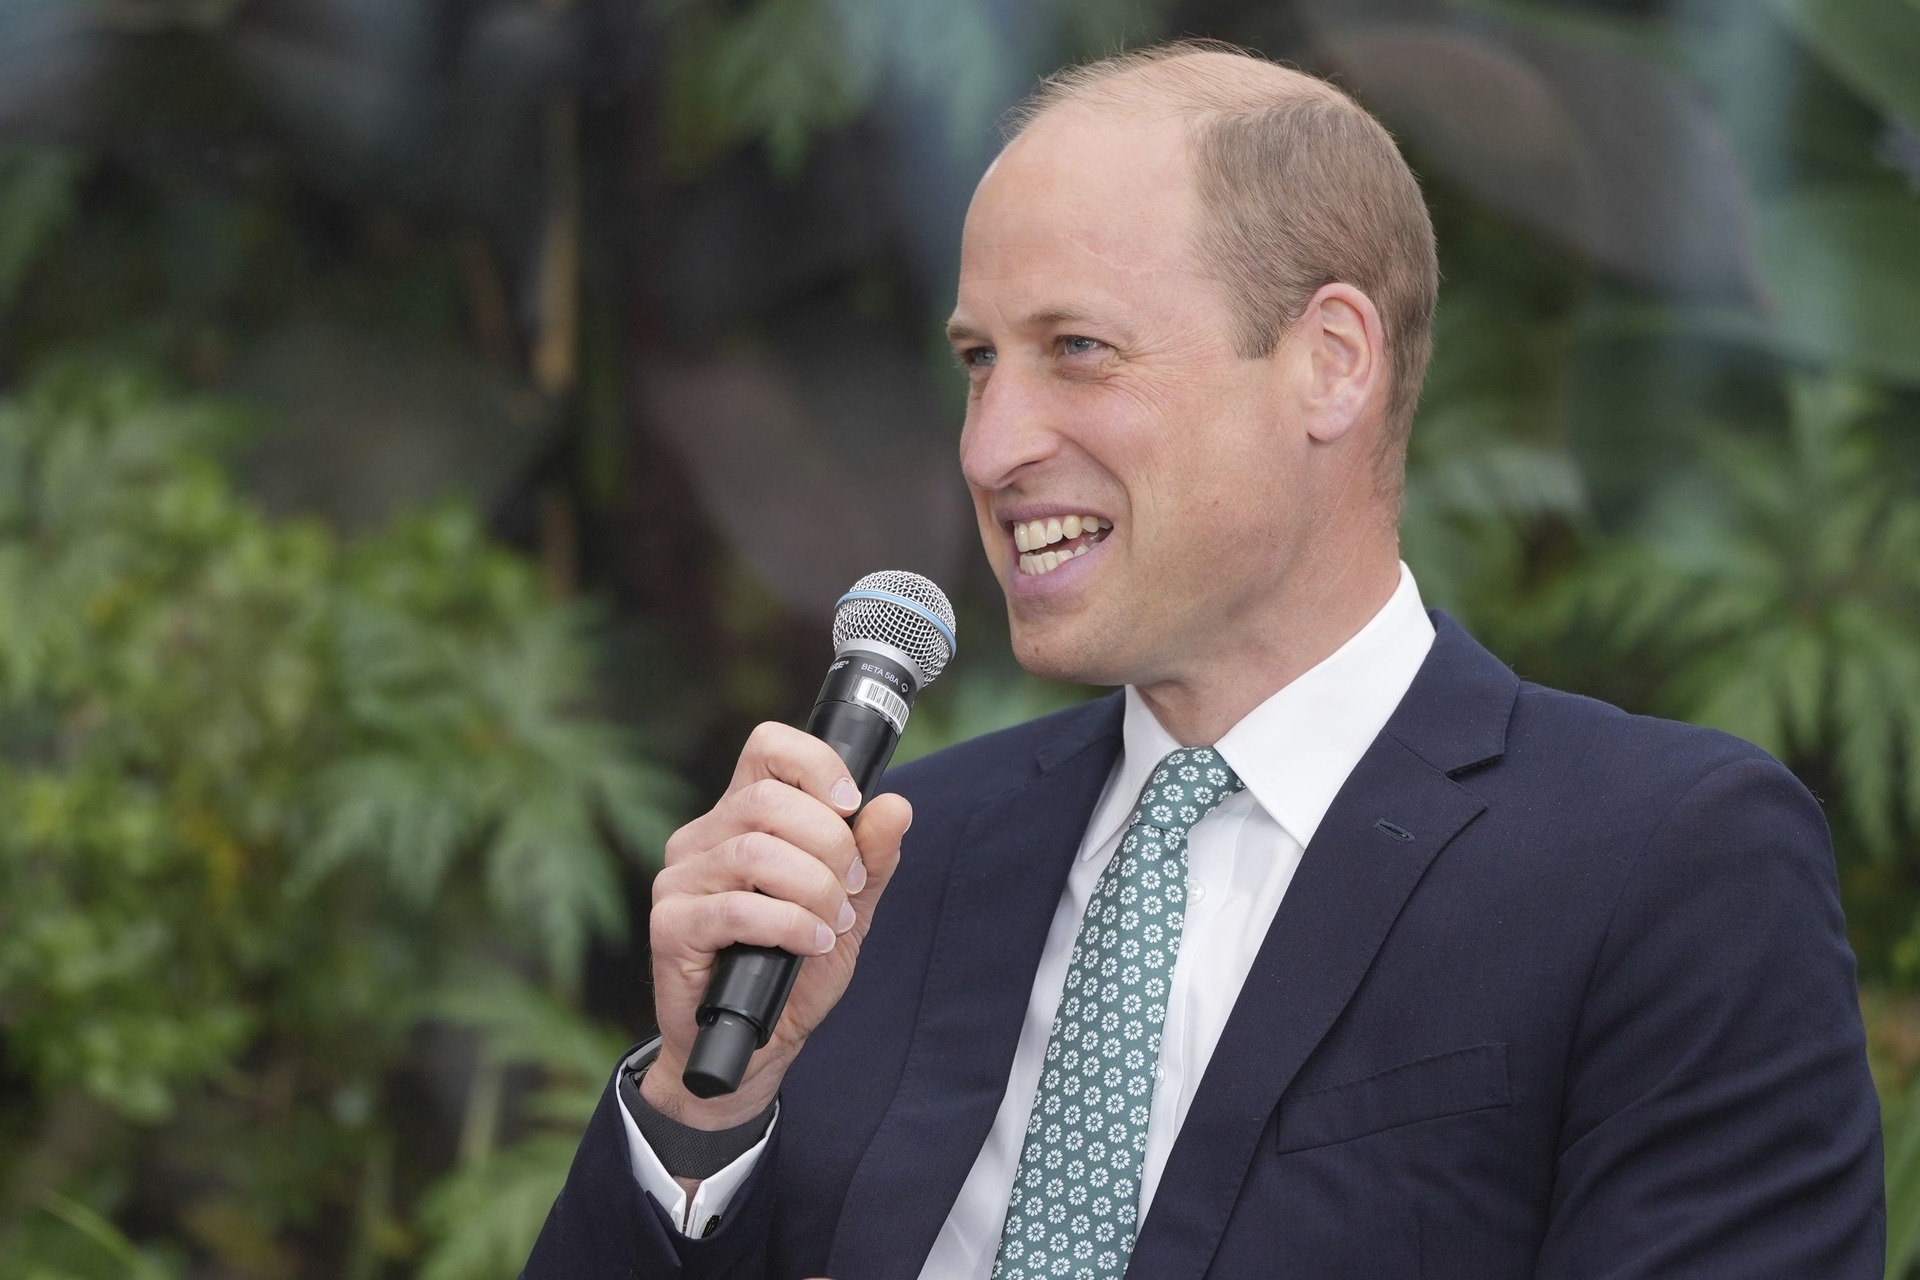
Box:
[958,366,1061,493]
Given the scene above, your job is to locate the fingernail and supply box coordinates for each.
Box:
[814,923,836,953]
[836,902,856,933]
[845,858,867,893]
[830,777,860,811]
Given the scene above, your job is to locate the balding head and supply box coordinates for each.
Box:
[1007,43,1346,122]
[1005,42,1438,473]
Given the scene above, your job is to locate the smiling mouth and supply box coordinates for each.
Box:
[1011,514,1113,576]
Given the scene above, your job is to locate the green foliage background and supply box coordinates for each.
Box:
[0,0,1917,1275]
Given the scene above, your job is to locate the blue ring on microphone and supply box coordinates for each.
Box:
[835,589,958,659]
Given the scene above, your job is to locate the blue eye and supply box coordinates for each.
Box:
[961,347,996,369]
[1061,336,1103,356]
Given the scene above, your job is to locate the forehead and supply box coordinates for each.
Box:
[956,105,1208,317]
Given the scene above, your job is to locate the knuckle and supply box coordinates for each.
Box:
[727,831,770,878]
[743,776,788,813]
[648,894,688,942]
[663,827,693,865]
[650,861,693,901]
[716,892,756,938]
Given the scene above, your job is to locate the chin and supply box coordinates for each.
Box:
[1008,615,1131,688]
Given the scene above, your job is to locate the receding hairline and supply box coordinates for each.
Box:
[996,40,1442,482]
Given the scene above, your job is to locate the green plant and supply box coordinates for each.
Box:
[1535,375,1920,857]
[0,363,677,1275]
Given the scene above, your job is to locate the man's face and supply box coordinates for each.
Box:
[950,106,1313,688]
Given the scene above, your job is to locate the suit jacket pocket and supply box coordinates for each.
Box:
[1274,1042,1510,1154]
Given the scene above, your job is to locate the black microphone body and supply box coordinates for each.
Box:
[681,646,923,1099]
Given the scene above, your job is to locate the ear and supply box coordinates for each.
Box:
[1295,282,1385,445]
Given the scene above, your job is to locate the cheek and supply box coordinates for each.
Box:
[968,493,1007,571]
[1123,419,1287,565]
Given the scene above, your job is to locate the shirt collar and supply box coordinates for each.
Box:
[1081,563,1436,858]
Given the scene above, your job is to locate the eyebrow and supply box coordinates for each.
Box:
[944,307,1102,346]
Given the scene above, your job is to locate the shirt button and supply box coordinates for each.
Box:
[1154,1065,1166,1083]
[1188,879,1207,904]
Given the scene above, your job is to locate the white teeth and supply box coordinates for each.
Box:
[1012,514,1113,574]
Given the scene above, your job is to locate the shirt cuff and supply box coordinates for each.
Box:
[615,1044,777,1237]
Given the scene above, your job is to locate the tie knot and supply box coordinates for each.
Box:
[1130,746,1244,835]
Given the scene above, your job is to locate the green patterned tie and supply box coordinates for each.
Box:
[992,746,1245,1280]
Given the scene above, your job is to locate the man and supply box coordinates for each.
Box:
[528,42,1883,1279]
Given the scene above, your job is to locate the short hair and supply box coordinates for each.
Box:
[1003,41,1438,463]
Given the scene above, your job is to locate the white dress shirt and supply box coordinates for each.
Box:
[629,564,1436,1268]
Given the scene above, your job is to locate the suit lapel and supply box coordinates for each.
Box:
[1128,614,1518,1280]
[828,695,1125,1280]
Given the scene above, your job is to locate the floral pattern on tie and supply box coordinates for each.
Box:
[991,747,1245,1280]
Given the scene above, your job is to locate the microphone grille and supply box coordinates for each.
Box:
[833,571,957,687]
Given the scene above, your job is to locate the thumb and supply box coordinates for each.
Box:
[848,793,911,924]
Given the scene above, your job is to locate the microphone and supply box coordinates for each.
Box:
[681,571,958,1099]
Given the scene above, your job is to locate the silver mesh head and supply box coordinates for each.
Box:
[832,571,957,688]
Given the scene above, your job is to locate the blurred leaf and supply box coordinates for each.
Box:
[661,0,1026,174]
[1400,259,1589,625]
[415,1133,581,1280]
[34,1191,176,1280]
[1774,0,1920,132]
[0,360,671,1267]
[1322,19,1766,305]
[418,969,630,1280]
[1886,1065,1920,1276]
[1539,374,1920,858]
[0,144,83,309]
[434,967,629,1107]
[296,510,683,985]
[1757,188,1920,385]
[662,0,884,175]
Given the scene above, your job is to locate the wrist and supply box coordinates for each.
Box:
[621,1044,776,1183]
[643,1040,787,1131]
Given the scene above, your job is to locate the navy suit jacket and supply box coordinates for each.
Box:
[527,614,1883,1278]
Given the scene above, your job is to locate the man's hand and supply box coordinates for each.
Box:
[643,722,911,1130]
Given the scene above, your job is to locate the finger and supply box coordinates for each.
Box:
[657,830,854,935]
[718,776,862,881]
[846,793,912,919]
[652,888,839,963]
[731,722,865,816]
[664,773,860,876]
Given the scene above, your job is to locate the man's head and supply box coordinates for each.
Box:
[948,42,1437,704]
